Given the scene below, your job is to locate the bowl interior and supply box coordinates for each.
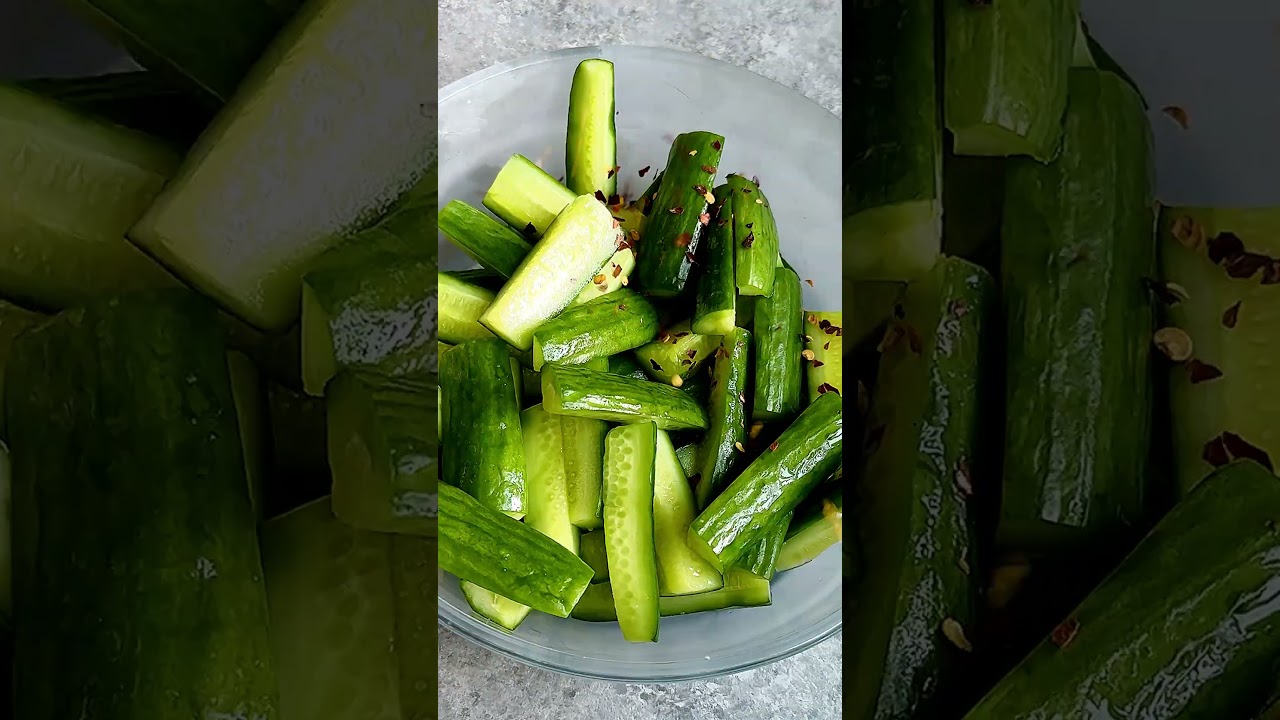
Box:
[437,45,842,682]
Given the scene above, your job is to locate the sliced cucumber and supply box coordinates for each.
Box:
[732,513,791,581]
[777,488,843,572]
[531,289,659,370]
[695,327,752,509]
[634,132,725,297]
[580,529,610,583]
[693,183,736,335]
[438,200,533,278]
[727,174,779,297]
[438,271,498,344]
[522,405,579,554]
[541,364,709,431]
[654,430,723,596]
[572,247,636,304]
[480,195,621,350]
[607,353,650,381]
[603,422,660,643]
[571,568,771,622]
[566,59,617,198]
[804,311,844,402]
[461,582,530,632]
[483,154,575,238]
[633,319,719,386]
[753,268,803,419]
[561,415,608,530]
[675,443,700,478]
[129,0,436,330]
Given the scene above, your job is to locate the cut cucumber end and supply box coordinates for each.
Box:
[300,283,337,397]
[776,500,842,572]
[691,310,736,337]
[950,123,1051,161]
[843,200,941,282]
[686,528,725,573]
[566,58,617,198]
[483,154,576,237]
[461,580,531,632]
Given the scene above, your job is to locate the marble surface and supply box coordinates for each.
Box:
[438,2,842,719]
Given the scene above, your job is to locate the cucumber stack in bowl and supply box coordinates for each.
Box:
[437,57,845,642]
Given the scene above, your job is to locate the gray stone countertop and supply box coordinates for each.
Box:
[438,2,842,719]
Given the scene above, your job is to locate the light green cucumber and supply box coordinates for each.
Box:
[603,422,661,642]
[654,430,722,596]
[561,414,608,530]
[483,154,576,238]
[633,319,719,386]
[580,529,610,582]
[566,59,617,198]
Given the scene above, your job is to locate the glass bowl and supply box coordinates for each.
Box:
[437,45,842,682]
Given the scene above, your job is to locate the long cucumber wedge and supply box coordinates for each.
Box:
[438,199,533,278]
[571,568,771,622]
[1157,207,1280,497]
[633,319,719,386]
[566,59,617,198]
[966,460,1280,719]
[694,328,752,509]
[439,484,592,618]
[541,364,709,431]
[804,311,844,403]
[603,422,660,642]
[439,339,526,518]
[944,0,1077,161]
[849,256,995,720]
[753,268,803,419]
[690,392,843,571]
[480,195,620,350]
[777,488,843,572]
[846,0,941,281]
[129,0,436,331]
[653,430,722,596]
[531,289,660,370]
[327,371,436,536]
[731,514,791,581]
[634,132,725,297]
[562,415,608,530]
[483,154,576,238]
[1000,69,1156,549]
[693,183,737,335]
[727,174,779,296]
[579,529,610,582]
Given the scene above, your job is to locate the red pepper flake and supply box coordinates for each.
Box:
[593,190,608,204]
[693,184,708,196]
[715,346,729,359]
[817,383,840,395]
[638,165,651,177]
[1161,105,1190,129]
[685,348,697,359]
[617,304,627,311]
[804,279,815,287]
[701,165,717,174]
[742,186,753,194]
[711,139,722,150]
[674,331,690,338]
[685,251,697,264]
[649,358,663,372]
[818,319,831,330]
[741,232,756,248]
[698,212,711,226]
[823,341,831,350]
[1222,431,1275,472]
[769,440,780,452]
[669,206,684,215]
[950,299,971,318]
[1223,301,1241,329]
[522,222,537,237]
[611,217,622,228]
[752,175,760,187]
[955,456,974,496]
[1051,617,1081,648]
[606,166,619,179]
[1207,232,1245,265]
[1187,359,1224,384]
[1226,252,1271,280]
[675,232,692,248]
[1203,435,1231,467]
[812,360,825,368]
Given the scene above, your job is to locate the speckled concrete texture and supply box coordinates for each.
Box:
[438,2,841,718]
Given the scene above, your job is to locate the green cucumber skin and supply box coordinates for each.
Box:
[727,175,779,296]
[777,488,843,571]
[541,364,709,431]
[483,154,575,238]
[633,319,719,384]
[566,59,617,198]
[692,183,737,335]
[561,414,608,529]
[532,289,660,370]
[438,199,533,278]
[846,0,941,281]
[439,483,592,618]
[439,339,526,517]
[16,71,216,146]
[603,422,661,642]
[480,194,620,350]
[633,132,725,297]
[1000,69,1156,547]
[608,353,650,380]
[695,328,752,509]
[5,292,279,718]
[691,392,843,570]
[327,371,437,536]
[732,513,791,581]
[654,429,723,595]
[944,0,1077,161]
[579,529,610,582]
[571,568,771,622]
[849,257,995,720]
[675,443,700,478]
[461,581,530,631]
[752,268,804,420]
[521,404,580,554]
[966,461,1280,719]
[387,535,437,718]
[804,311,844,404]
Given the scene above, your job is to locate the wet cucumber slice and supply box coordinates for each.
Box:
[693,183,737,335]
[653,430,722,596]
[777,488,843,572]
[633,319,719,386]
[460,582,529,632]
[571,568,771,622]
[727,174,779,296]
[522,405,579,554]
[566,59,617,198]
[483,154,576,238]
[753,268,803,419]
[579,529,610,582]
[695,328,752,509]
[438,271,498,344]
[561,415,608,530]
[438,199,532,278]
[541,364,709,431]
[602,422,660,642]
[531,289,659,370]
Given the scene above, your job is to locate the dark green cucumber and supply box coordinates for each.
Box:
[753,268,803,419]
[966,460,1280,719]
[439,339,526,518]
[531,289,659,370]
[522,404,579,553]
[541,364,709,430]
[483,154,575,238]
[5,292,277,717]
[654,430,722,595]
[438,199,533,278]
[17,71,216,146]
[675,443,700,478]
[566,59,617,198]
[777,488,843,571]
[301,223,436,396]
[1157,207,1280,497]
[849,256,995,720]
[0,302,43,438]
[846,0,941,281]
[608,353,650,380]
[561,414,608,529]
[690,392,843,571]
[129,0,435,331]
[693,183,736,335]
[633,132,725,296]
[727,174,779,296]
[944,0,1076,161]
[571,568,771,622]
[262,498,400,718]
[327,370,436,536]
[603,422,661,642]
[439,484,592,618]
[1000,69,1156,548]
[695,328,752,509]
[633,319,719,386]
[804,311,844,403]
[480,195,620,350]
[0,84,182,311]
[580,529,610,582]
[731,513,791,581]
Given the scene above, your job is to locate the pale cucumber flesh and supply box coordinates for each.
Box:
[603,423,660,642]
[653,430,722,596]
